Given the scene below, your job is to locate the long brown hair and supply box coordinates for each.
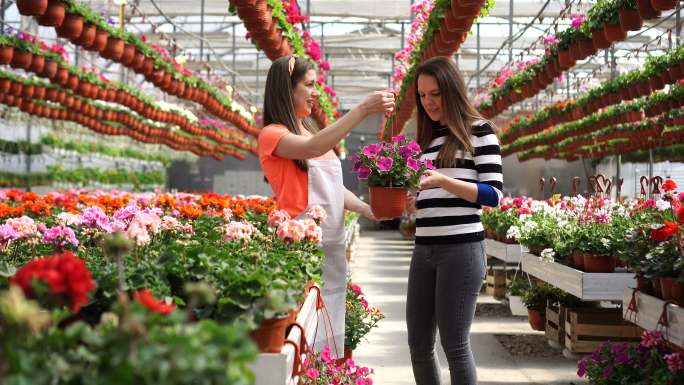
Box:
[415,56,489,168]
[263,55,318,171]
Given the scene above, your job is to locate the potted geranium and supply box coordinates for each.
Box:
[351,134,432,218]
[521,282,563,331]
[344,282,384,360]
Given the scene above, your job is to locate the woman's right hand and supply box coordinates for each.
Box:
[359,90,395,116]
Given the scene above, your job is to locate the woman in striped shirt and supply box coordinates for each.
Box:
[406,57,503,385]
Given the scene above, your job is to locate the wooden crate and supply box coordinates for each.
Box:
[486,267,506,299]
[565,308,641,353]
[545,304,567,347]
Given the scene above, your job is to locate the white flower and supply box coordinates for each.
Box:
[645,253,654,260]
[656,199,671,212]
[600,238,611,248]
[522,220,538,233]
[506,225,521,240]
[539,248,555,263]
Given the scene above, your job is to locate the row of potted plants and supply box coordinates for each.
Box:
[40,133,172,166]
[229,0,341,128]
[0,166,165,189]
[16,0,258,132]
[0,32,260,143]
[483,184,684,305]
[516,116,684,162]
[388,0,494,134]
[0,190,326,353]
[478,0,680,119]
[505,82,684,157]
[502,44,684,146]
[0,69,252,160]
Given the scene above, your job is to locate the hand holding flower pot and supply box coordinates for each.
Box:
[351,134,432,218]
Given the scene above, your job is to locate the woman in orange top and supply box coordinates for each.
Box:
[258,55,395,358]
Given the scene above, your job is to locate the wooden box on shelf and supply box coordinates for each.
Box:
[564,307,641,353]
[485,238,524,264]
[545,304,567,347]
[622,288,684,348]
[486,266,506,299]
[521,253,636,301]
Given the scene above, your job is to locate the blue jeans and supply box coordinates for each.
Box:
[406,242,486,385]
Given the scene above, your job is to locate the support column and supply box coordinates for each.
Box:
[199,0,205,58]
[232,23,237,87]
[255,52,260,106]
[508,0,513,64]
[476,22,481,89]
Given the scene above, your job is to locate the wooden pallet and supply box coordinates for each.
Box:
[486,267,506,299]
[546,304,567,347]
[565,307,641,353]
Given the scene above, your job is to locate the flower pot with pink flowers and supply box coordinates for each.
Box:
[351,134,432,219]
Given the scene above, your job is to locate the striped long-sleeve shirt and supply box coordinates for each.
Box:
[415,120,503,245]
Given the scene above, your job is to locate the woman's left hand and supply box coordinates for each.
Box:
[419,170,447,190]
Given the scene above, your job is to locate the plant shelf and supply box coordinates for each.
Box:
[622,289,684,349]
[485,238,525,263]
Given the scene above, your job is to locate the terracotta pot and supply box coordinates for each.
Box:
[120,44,136,66]
[0,79,11,94]
[0,45,13,65]
[55,13,84,40]
[53,68,69,85]
[603,23,627,43]
[36,0,65,26]
[638,0,662,19]
[660,277,678,302]
[652,277,664,299]
[45,87,59,101]
[651,0,678,11]
[21,84,35,99]
[583,253,616,273]
[650,75,666,90]
[141,57,154,76]
[11,50,32,70]
[17,0,48,16]
[66,74,79,91]
[569,41,584,61]
[101,37,124,61]
[619,8,643,31]
[592,28,612,49]
[636,276,654,295]
[668,63,684,81]
[131,51,145,70]
[527,309,546,331]
[29,54,45,74]
[85,28,108,52]
[77,82,91,97]
[578,38,597,57]
[558,49,576,69]
[73,23,96,47]
[40,59,58,79]
[572,250,585,270]
[369,187,408,219]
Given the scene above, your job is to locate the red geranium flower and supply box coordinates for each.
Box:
[663,179,678,192]
[134,289,175,315]
[10,251,96,312]
[678,206,684,225]
[650,221,679,242]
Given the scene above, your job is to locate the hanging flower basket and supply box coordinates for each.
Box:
[29,54,45,74]
[73,23,96,47]
[0,45,13,65]
[650,0,678,11]
[10,50,33,70]
[41,59,58,79]
[16,0,48,16]
[85,28,108,52]
[558,49,575,69]
[591,28,611,49]
[101,37,124,61]
[508,296,528,316]
[603,23,627,43]
[55,13,84,40]
[369,187,408,218]
[36,0,65,26]
[618,8,643,31]
[569,41,583,61]
[636,0,660,19]
[578,38,597,57]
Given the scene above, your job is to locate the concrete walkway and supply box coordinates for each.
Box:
[349,230,587,385]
